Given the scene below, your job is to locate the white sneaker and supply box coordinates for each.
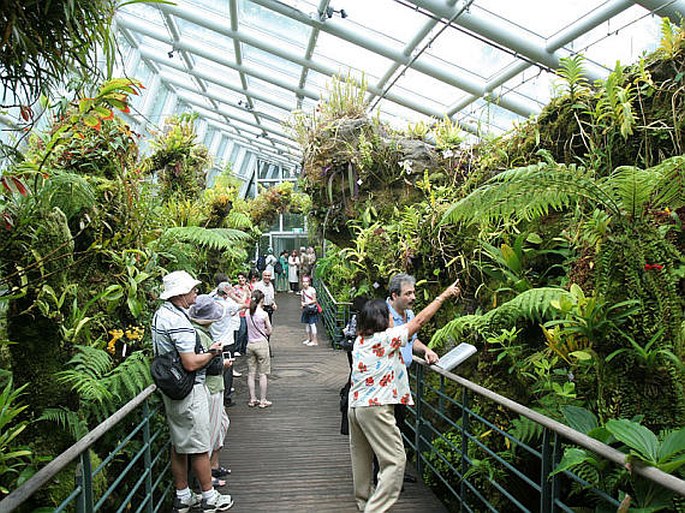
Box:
[201,489,234,511]
[173,492,202,513]
[302,339,310,345]
[305,341,319,346]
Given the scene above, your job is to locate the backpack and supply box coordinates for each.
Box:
[274,260,283,274]
[256,255,266,272]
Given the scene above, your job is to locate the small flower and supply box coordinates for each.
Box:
[356,178,363,185]
[398,160,413,175]
[644,263,664,271]
[442,149,454,158]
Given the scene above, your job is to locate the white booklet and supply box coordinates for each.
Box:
[435,342,477,372]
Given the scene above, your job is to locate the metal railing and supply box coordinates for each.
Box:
[405,358,685,512]
[312,277,351,349]
[0,385,171,513]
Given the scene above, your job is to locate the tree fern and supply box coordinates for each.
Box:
[39,407,88,441]
[649,156,685,209]
[161,226,249,251]
[225,210,253,230]
[605,165,660,220]
[431,287,574,348]
[441,158,616,227]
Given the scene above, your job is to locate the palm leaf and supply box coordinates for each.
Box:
[431,287,573,348]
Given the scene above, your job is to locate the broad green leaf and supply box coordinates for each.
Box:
[658,428,685,462]
[606,419,658,464]
[563,405,598,434]
[550,447,593,476]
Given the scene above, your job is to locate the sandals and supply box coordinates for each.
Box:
[259,400,273,409]
[212,466,231,478]
[212,477,226,487]
[247,399,259,407]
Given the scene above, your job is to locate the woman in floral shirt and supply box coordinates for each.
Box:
[348,280,460,513]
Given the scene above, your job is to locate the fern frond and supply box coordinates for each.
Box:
[441,160,617,227]
[57,370,115,403]
[648,156,685,209]
[39,407,87,441]
[102,351,151,398]
[225,210,253,230]
[40,171,97,221]
[605,165,659,219]
[431,287,573,348]
[162,226,249,251]
[63,345,113,377]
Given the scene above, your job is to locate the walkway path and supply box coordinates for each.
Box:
[219,291,447,512]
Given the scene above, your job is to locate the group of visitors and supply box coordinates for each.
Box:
[152,248,454,513]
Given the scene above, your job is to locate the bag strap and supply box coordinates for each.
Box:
[250,313,269,341]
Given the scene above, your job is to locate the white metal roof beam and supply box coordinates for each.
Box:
[203,120,297,166]
[296,0,332,109]
[152,2,521,118]
[633,0,685,22]
[175,91,300,150]
[246,0,537,117]
[139,47,293,113]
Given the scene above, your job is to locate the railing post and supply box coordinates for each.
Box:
[75,451,94,513]
[143,400,154,513]
[459,387,469,511]
[540,428,553,513]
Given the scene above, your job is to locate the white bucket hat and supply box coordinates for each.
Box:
[159,270,202,300]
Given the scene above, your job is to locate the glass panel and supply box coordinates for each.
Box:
[242,45,302,79]
[186,0,230,17]
[204,83,245,105]
[342,0,427,46]
[573,8,661,69]
[313,32,391,81]
[394,68,463,109]
[283,213,305,232]
[429,32,516,81]
[176,18,236,58]
[193,56,243,85]
[148,87,171,125]
[500,68,555,109]
[246,75,298,104]
[239,0,312,46]
[119,3,164,24]
[250,101,292,121]
[476,0,602,39]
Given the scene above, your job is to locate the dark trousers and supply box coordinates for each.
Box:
[263,304,275,325]
[236,317,247,354]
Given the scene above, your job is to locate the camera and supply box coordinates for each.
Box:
[222,350,232,359]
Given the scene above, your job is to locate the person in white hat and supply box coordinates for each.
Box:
[152,270,235,512]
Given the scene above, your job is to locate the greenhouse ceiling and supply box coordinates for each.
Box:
[113,0,684,170]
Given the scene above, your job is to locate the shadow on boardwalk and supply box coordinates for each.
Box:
[220,291,448,512]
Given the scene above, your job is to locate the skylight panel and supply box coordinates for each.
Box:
[241,46,304,80]
[374,99,434,130]
[186,0,230,18]
[175,18,236,58]
[239,0,311,46]
[426,27,517,80]
[571,6,661,69]
[313,32,392,82]
[246,75,302,105]
[192,56,243,85]
[393,68,464,111]
[341,0,427,47]
[475,0,600,39]
[498,68,555,110]
[119,3,164,24]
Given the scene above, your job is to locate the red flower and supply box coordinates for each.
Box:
[357,362,367,373]
[353,391,359,401]
[392,388,398,398]
[365,377,375,387]
[372,343,385,357]
[644,263,664,271]
[368,398,380,406]
[400,394,411,404]
[390,336,401,350]
[359,336,365,346]
[379,372,394,387]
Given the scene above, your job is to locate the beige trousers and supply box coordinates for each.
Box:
[349,404,406,513]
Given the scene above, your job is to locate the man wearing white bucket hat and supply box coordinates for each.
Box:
[152,270,235,512]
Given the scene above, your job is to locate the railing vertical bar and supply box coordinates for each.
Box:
[460,387,469,512]
[415,363,424,477]
[540,428,552,513]
[81,451,94,513]
[143,400,154,513]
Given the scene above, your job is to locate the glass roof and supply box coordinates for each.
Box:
[106,0,684,173]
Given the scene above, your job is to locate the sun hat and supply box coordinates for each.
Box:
[189,294,225,323]
[216,281,233,296]
[159,270,202,300]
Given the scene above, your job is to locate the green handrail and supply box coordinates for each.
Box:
[0,385,171,513]
[312,276,351,348]
[407,358,685,511]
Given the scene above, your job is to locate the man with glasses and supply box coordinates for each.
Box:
[253,270,277,324]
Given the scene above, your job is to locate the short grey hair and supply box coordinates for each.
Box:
[388,273,416,298]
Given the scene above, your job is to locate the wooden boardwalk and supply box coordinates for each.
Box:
[219,291,448,512]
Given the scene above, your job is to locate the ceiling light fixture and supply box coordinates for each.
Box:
[319,6,347,21]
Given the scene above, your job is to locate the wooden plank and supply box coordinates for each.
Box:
[219,292,448,512]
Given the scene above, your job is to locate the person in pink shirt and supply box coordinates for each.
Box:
[245,289,273,409]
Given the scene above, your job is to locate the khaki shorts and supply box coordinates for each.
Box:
[162,384,211,454]
[247,340,271,375]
